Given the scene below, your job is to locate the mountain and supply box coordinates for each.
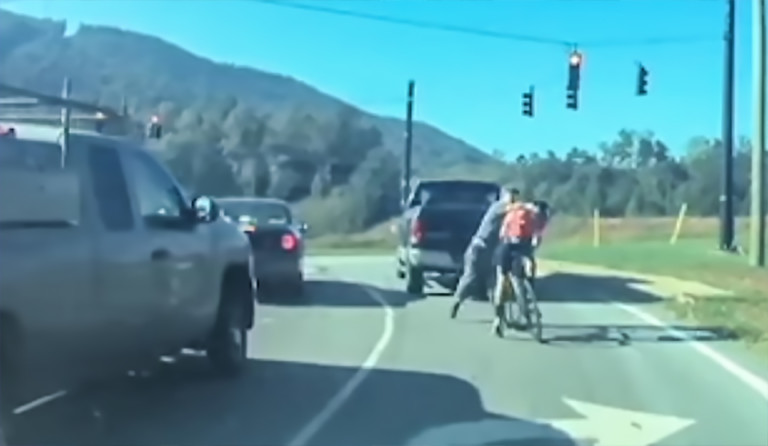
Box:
[0,9,499,172]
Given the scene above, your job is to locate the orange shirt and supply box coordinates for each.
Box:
[500,202,543,239]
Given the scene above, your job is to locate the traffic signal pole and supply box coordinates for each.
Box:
[750,0,766,267]
[720,0,737,251]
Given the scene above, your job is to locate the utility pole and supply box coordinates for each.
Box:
[720,0,737,251]
[60,77,71,167]
[750,0,767,267]
[402,80,415,208]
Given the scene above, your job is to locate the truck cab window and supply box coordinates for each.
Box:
[124,149,185,220]
[88,145,134,231]
[0,138,64,172]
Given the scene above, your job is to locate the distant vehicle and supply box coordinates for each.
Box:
[395,179,501,294]
[0,93,256,436]
[217,197,307,297]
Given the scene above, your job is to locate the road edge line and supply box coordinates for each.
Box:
[12,389,68,415]
[613,302,768,401]
[287,286,395,446]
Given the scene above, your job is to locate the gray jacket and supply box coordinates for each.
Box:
[471,199,508,252]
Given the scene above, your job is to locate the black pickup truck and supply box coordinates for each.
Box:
[395,179,501,294]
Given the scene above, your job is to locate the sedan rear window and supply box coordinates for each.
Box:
[219,201,292,225]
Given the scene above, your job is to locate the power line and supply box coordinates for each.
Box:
[253,0,573,47]
[253,0,721,49]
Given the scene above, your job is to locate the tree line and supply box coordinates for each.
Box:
[148,99,755,235]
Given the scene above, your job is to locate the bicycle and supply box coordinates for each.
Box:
[497,253,543,342]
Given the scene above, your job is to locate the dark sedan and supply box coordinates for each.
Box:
[217,197,306,296]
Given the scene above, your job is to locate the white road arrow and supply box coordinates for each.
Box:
[552,398,696,446]
[405,398,696,446]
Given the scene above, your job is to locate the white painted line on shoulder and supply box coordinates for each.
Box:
[288,286,395,446]
[13,389,68,415]
[615,303,768,401]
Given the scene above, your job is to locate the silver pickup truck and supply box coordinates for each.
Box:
[0,120,256,430]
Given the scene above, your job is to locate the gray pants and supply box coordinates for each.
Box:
[454,241,494,302]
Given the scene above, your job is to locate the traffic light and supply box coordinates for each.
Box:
[94,111,106,133]
[637,64,649,96]
[566,89,578,110]
[146,115,163,139]
[522,86,534,117]
[566,50,582,111]
[567,50,582,92]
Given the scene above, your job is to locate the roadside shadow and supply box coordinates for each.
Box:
[262,280,423,308]
[8,358,581,446]
[536,272,662,304]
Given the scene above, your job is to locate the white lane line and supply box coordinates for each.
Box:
[614,302,768,401]
[13,389,68,415]
[287,286,395,446]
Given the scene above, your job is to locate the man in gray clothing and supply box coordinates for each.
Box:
[450,185,517,319]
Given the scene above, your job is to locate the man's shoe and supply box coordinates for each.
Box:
[450,301,461,319]
[492,318,504,337]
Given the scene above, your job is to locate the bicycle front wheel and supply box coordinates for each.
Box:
[523,279,543,343]
[501,274,517,328]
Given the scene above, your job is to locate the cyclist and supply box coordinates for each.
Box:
[490,191,548,335]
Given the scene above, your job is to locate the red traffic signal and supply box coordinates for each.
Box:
[567,50,582,92]
[146,115,163,139]
[569,51,583,67]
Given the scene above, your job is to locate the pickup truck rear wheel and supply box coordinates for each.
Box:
[405,266,425,295]
[207,292,248,376]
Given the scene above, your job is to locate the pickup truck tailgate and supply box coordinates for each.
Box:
[416,205,487,255]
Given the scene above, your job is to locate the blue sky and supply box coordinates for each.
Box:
[1,0,757,157]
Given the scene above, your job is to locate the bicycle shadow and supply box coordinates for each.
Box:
[538,322,739,347]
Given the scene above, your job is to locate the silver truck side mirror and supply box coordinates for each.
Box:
[192,196,217,222]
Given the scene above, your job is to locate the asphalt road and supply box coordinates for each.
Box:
[6,255,768,446]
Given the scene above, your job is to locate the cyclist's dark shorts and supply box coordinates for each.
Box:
[493,238,534,275]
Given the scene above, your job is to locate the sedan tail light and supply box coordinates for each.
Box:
[281,233,298,251]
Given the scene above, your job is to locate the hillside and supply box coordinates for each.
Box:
[0,9,498,173]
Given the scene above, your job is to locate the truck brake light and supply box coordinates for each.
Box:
[410,219,424,244]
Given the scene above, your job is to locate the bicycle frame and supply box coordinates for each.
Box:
[496,254,543,341]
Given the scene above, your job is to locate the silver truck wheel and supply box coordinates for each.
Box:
[207,298,247,376]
